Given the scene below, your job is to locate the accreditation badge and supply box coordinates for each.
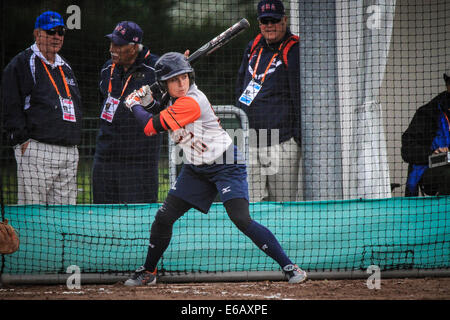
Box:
[60,96,76,122]
[100,95,120,123]
[238,79,262,106]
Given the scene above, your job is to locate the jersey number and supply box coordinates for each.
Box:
[175,130,209,155]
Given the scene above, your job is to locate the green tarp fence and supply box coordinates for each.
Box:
[2,196,450,274]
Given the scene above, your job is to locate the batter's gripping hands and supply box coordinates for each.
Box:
[136,85,154,106]
[125,85,153,110]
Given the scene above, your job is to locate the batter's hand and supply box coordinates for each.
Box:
[124,90,142,110]
[136,85,154,107]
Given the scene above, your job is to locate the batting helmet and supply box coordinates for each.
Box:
[155,52,194,82]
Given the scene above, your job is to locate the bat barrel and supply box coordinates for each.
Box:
[188,18,250,64]
[148,18,250,96]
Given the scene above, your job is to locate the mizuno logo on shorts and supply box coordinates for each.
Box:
[222,186,231,194]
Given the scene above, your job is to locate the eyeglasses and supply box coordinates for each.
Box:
[44,28,66,36]
[259,17,281,25]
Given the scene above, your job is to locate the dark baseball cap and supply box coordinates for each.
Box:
[444,71,450,83]
[35,11,65,30]
[105,21,143,46]
[257,0,285,20]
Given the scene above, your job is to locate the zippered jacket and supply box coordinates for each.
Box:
[402,91,450,195]
[235,29,300,147]
[95,47,160,161]
[1,44,82,146]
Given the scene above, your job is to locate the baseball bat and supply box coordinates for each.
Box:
[187,18,250,64]
[149,18,250,98]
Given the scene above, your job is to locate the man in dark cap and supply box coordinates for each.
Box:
[92,21,161,204]
[402,70,450,196]
[235,0,302,202]
[1,11,82,204]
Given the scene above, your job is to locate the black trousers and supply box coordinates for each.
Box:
[420,165,450,195]
[92,157,159,204]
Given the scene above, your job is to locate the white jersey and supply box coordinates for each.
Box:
[160,84,232,165]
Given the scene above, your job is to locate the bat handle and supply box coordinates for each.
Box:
[149,82,161,94]
[160,93,170,108]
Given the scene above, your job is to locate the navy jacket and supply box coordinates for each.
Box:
[402,91,450,196]
[402,91,450,165]
[235,29,301,147]
[1,44,82,146]
[95,47,160,161]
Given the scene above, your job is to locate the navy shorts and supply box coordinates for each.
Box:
[168,145,249,213]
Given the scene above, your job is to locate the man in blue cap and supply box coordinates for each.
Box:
[1,11,82,205]
[235,0,302,202]
[92,21,162,204]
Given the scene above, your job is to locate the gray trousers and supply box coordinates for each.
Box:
[14,139,79,205]
[248,137,303,202]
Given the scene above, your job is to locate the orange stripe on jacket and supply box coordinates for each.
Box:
[160,96,201,131]
[144,118,157,136]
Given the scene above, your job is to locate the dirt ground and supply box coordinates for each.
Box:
[1,277,449,300]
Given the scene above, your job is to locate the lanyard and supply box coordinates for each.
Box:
[40,60,71,98]
[108,63,133,99]
[251,42,283,84]
[107,51,151,99]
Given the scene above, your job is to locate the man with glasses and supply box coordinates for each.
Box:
[1,11,82,204]
[92,21,161,204]
[235,0,302,202]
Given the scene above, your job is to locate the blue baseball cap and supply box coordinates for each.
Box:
[257,0,285,20]
[106,21,143,46]
[35,11,65,30]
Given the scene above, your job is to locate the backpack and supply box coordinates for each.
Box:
[248,33,299,68]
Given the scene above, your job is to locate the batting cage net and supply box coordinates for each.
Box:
[0,0,449,281]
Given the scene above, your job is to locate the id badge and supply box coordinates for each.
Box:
[100,95,120,123]
[238,79,262,106]
[60,96,76,122]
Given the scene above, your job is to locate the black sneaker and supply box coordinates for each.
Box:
[124,266,157,286]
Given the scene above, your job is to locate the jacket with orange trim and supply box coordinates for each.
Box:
[235,29,300,147]
[1,44,82,147]
[95,47,161,161]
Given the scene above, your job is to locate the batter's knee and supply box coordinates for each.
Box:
[150,194,191,238]
[223,198,252,232]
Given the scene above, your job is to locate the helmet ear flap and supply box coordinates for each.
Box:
[158,80,167,92]
[189,71,195,85]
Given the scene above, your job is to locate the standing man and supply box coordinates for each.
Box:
[92,21,161,204]
[235,0,302,202]
[402,71,450,196]
[1,11,82,205]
